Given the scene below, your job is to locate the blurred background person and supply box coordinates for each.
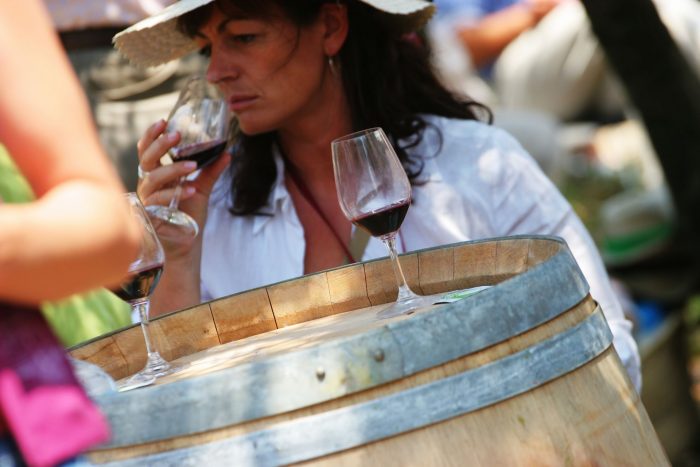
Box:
[430,0,700,121]
[426,0,568,180]
[427,0,697,277]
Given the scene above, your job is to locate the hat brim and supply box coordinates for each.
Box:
[114,0,435,67]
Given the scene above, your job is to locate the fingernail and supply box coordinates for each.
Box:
[183,161,197,171]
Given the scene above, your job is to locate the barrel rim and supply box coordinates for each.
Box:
[69,235,570,351]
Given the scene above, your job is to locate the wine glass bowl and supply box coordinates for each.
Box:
[146,76,230,237]
[117,193,179,391]
[332,128,431,319]
[332,128,412,237]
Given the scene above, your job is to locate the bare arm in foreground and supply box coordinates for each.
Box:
[0,0,140,305]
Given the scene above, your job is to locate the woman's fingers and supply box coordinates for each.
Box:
[142,132,180,170]
[140,184,197,207]
[137,161,197,201]
[137,119,166,158]
[138,124,181,172]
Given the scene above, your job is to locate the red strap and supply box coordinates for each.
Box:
[286,168,357,264]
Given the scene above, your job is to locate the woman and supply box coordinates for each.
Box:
[116,0,641,390]
[1,1,140,464]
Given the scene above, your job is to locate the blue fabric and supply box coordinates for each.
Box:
[434,0,519,20]
[0,437,93,467]
[0,437,26,467]
[433,0,521,76]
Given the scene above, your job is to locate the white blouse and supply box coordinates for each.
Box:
[201,115,641,390]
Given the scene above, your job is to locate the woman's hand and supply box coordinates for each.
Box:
[135,119,230,316]
[136,119,230,257]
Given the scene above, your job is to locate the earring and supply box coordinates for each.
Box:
[327,55,339,77]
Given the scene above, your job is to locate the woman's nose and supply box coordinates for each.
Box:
[206,49,240,84]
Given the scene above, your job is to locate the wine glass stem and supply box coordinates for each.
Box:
[382,233,419,302]
[168,178,184,211]
[134,299,162,364]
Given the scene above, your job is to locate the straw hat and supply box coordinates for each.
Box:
[114,0,435,67]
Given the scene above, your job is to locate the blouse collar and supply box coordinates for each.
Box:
[250,118,447,234]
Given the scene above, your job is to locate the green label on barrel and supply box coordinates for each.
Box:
[434,286,492,304]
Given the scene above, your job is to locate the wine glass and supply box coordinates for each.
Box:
[332,127,432,319]
[116,193,179,391]
[146,75,230,238]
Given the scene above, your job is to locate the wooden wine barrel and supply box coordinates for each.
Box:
[70,236,668,466]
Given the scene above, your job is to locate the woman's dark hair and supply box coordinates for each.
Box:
[179,0,491,215]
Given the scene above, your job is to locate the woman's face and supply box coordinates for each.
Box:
[198,5,330,135]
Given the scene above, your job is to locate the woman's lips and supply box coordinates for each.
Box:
[228,95,258,111]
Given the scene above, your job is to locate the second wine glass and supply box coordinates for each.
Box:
[116,193,179,391]
[146,76,230,238]
[332,128,432,319]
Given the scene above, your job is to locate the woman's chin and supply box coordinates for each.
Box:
[236,119,274,137]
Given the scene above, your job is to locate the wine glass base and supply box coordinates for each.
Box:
[117,372,156,392]
[146,205,199,237]
[116,353,182,392]
[376,294,437,320]
[142,354,180,379]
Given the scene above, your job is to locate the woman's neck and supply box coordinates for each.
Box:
[278,130,341,184]
[276,77,352,186]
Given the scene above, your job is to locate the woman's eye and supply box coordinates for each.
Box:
[229,34,257,44]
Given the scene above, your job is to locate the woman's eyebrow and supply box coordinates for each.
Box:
[194,13,257,40]
[193,17,242,40]
[217,18,234,34]
[217,15,255,34]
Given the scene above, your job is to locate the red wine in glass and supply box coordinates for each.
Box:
[118,193,178,392]
[146,76,230,238]
[332,127,432,319]
[114,265,163,303]
[170,139,227,169]
[351,200,410,238]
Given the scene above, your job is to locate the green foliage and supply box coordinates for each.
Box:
[0,145,33,202]
[42,290,131,347]
[557,162,627,245]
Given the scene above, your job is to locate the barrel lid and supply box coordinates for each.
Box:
[93,237,590,448]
